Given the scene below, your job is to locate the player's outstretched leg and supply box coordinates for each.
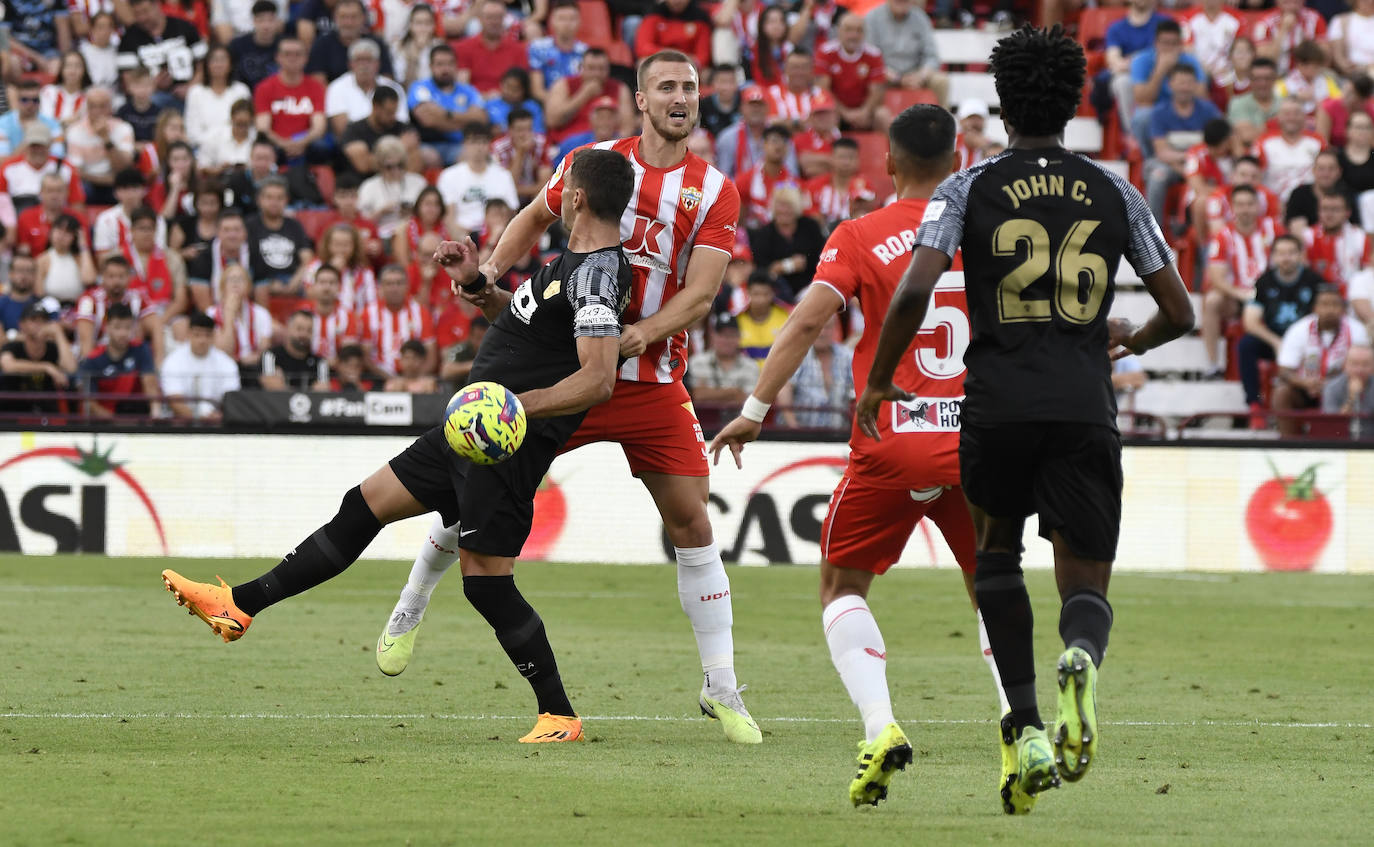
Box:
[377,514,462,676]
[163,481,395,642]
[462,572,581,743]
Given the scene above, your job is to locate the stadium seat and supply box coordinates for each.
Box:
[310,165,335,207]
[882,88,937,116]
[850,131,894,199]
[1136,336,1211,374]
[933,30,1002,67]
[1078,7,1128,51]
[947,72,999,108]
[295,209,336,244]
[1063,117,1104,154]
[606,42,634,67]
[1133,379,1248,420]
[578,0,614,48]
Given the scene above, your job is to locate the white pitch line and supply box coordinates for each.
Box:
[0,713,1367,729]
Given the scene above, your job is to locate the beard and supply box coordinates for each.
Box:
[646,108,695,143]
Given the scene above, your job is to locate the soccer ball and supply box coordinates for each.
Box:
[443,382,527,465]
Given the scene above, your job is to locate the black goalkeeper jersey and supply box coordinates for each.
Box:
[469,244,632,399]
[915,147,1175,429]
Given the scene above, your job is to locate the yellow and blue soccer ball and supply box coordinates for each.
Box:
[443,381,527,465]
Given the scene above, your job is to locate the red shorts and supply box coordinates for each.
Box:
[559,379,708,477]
[820,478,977,575]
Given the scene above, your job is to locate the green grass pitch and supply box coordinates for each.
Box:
[1,556,1370,846]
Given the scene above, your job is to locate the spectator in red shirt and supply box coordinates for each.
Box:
[545,48,632,145]
[407,231,454,310]
[794,93,840,179]
[358,263,437,376]
[384,339,440,392]
[1255,0,1326,74]
[1316,75,1374,148]
[954,99,997,171]
[456,0,529,97]
[815,12,887,131]
[738,124,801,228]
[636,0,712,70]
[765,51,825,130]
[14,173,83,258]
[804,136,870,228]
[253,37,328,165]
[1184,118,1238,243]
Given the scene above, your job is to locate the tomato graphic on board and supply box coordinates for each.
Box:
[1244,461,1332,571]
[522,476,566,560]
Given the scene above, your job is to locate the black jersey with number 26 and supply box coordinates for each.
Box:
[470,245,633,400]
[915,148,1174,429]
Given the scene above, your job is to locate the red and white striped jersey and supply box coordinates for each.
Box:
[0,154,84,204]
[67,0,116,18]
[1253,9,1326,72]
[542,137,741,383]
[1303,222,1373,292]
[75,287,151,343]
[492,132,554,185]
[207,301,274,360]
[39,85,85,124]
[1204,183,1281,229]
[765,84,824,124]
[805,173,871,224]
[738,163,800,228]
[1184,142,1232,187]
[304,259,377,313]
[94,205,168,257]
[310,305,360,361]
[357,299,435,375]
[1208,218,1281,292]
[124,246,178,308]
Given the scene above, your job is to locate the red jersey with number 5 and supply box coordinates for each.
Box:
[812,197,966,489]
[542,137,741,384]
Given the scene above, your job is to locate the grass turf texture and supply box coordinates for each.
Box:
[1,556,1370,846]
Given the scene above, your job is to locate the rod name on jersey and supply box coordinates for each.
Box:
[999,175,1094,211]
[871,228,918,266]
[891,395,963,433]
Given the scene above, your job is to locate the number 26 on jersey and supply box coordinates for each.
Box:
[993,218,1109,325]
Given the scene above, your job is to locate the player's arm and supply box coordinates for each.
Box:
[519,263,623,417]
[854,245,949,440]
[465,199,560,315]
[709,283,844,467]
[621,246,730,357]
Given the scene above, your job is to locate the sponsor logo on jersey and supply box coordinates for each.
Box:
[271,96,318,116]
[680,185,703,212]
[921,200,946,223]
[891,395,963,433]
[819,247,838,264]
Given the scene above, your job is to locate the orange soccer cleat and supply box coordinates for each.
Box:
[161,569,253,642]
[517,713,584,743]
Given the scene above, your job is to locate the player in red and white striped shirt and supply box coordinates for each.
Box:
[206,265,274,365]
[357,265,436,376]
[305,265,361,365]
[738,124,801,228]
[1203,185,1282,375]
[1302,192,1374,296]
[765,51,825,128]
[75,255,154,359]
[1253,0,1326,73]
[379,51,760,744]
[1203,155,1281,233]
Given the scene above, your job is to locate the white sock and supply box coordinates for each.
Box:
[823,595,895,742]
[676,543,737,694]
[401,514,462,606]
[979,609,1010,715]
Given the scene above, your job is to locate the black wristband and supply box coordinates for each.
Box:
[461,271,489,294]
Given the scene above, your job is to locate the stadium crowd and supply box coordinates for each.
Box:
[0,0,1370,433]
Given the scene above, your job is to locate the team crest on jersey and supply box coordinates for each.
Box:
[680,186,703,212]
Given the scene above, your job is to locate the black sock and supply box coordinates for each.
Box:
[1059,588,1114,668]
[975,550,1041,731]
[463,575,574,717]
[232,486,383,617]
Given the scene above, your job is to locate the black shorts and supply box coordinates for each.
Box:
[388,418,572,558]
[959,421,1123,562]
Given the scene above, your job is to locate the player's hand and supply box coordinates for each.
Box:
[437,236,480,283]
[619,324,648,358]
[709,416,763,469]
[1108,317,1139,360]
[855,383,913,442]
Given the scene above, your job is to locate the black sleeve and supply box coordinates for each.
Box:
[747,225,778,267]
[564,251,623,338]
[291,220,312,252]
[339,120,367,147]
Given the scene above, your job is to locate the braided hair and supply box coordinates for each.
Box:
[990,25,1086,140]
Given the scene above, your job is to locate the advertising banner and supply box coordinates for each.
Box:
[0,432,1368,573]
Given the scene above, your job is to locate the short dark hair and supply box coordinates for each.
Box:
[991,25,1085,139]
[338,343,365,362]
[1236,154,1262,169]
[1250,57,1278,73]
[1203,118,1232,147]
[550,0,579,12]
[888,103,956,176]
[130,206,158,227]
[832,137,859,153]
[430,43,455,63]
[103,254,130,271]
[463,121,492,141]
[106,302,135,322]
[400,339,427,357]
[1318,190,1350,209]
[115,168,147,190]
[313,263,342,282]
[1230,184,1258,201]
[508,107,534,126]
[17,78,40,91]
[251,0,277,15]
[567,147,635,222]
[1315,282,1345,302]
[372,86,400,107]
[335,172,363,193]
[637,49,696,89]
[289,309,315,324]
[1154,19,1182,39]
[257,174,289,195]
[1353,74,1374,100]
[762,124,792,142]
[1292,40,1325,66]
[584,46,609,63]
[747,271,776,290]
[1272,233,1303,253]
[786,47,811,60]
[1168,62,1198,80]
[335,0,366,16]
[189,312,216,332]
[219,207,246,225]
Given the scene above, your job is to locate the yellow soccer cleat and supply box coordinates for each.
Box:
[699,686,762,744]
[999,714,1061,815]
[161,569,253,643]
[376,610,424,677]
[1053,646,1100,782]
[518,713,584,743]
[849,722,914,807]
